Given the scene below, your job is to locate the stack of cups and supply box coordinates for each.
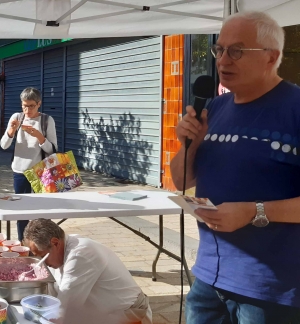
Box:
[11,246,30,257]
[2,240,21,251]
[0,247,8,254]
[1,240,21,258]
[0,234,6,246]
[0,299,8,324]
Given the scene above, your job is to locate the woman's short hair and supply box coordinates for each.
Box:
[20,87,42,103]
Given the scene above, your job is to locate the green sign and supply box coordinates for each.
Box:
[0,38,71,59]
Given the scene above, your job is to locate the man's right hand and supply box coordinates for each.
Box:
[176,106,208,149]
[7,119,20,138]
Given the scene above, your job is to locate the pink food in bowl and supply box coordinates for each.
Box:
[0,247,9,253]
[2,240,21,251]
[11,246,30,257]
[0,234,7,246]
[0,259,48,281]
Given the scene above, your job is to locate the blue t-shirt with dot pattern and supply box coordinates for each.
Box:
[193,80,300,307]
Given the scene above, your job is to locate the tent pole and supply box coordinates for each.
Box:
[56,0,88,23]
[224,0,238,21]
[231,0,238,15]
[223,0,231,19]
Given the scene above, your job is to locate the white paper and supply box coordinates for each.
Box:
[168,195,217,222]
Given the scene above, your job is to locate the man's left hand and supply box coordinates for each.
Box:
[194,202,256,232]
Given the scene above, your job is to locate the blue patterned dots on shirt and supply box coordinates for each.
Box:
[282,133,292,143]
[261,129,270,138]
[271,131,281,140]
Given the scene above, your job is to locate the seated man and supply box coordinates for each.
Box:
[23,219,152,324]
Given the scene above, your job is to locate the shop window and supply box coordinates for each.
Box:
[184,35,215,110]
[190,35,209,101]
[278,25,300,86]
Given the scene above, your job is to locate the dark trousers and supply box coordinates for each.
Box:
[13,172,31,241]
[185,278,300,324]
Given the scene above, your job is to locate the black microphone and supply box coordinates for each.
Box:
[185,75,215,149]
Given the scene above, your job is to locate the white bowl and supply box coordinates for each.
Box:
[0,252,19,258]
[21,294,61,322]
[11,246,30,257]
[2,240,21,250]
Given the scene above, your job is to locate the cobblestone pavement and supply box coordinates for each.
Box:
[0,150,199,323]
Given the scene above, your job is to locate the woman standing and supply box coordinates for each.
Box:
[0,87,57,241]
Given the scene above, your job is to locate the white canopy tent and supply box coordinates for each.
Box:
[0,0,298,39]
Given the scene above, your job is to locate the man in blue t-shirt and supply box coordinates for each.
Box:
[171,11,300,324]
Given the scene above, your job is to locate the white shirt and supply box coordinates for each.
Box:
[49,235,143,324]
[0,113,57,173]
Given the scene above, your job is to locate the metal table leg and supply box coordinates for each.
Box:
[152,214,192,286]
[111,215,193,287]
[152,215,163,281]
[7,221,10,240]
[57,219,67,226]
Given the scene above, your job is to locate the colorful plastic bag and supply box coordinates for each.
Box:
[24,151,83,193]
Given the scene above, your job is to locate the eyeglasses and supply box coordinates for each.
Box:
[211,44,270,61]
[22,104,37,111]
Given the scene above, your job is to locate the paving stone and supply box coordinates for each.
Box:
[148,285,181,295]
[151,313,171,324]
[161,312,186,324]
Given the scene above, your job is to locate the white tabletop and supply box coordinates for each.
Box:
[0,190,181,221]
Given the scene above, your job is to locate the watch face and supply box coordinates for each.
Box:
[253,215,269,227]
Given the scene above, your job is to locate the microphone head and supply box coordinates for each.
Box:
[193,75,215,99]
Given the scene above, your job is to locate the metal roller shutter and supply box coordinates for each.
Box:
[42,48,64,151]
[4,54,41,134]
[65,37,162,186]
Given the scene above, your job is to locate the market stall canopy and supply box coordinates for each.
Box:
[0,0,299,38]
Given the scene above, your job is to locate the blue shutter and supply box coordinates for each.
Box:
[42,48,64,151]
[4,54,41,132]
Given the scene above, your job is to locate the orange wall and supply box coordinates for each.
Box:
[161,35,184,191]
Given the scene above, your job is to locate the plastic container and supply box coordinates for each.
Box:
[20,294,61,322]
[0,252,19,258]
[11,246,30,257]
[2,240,21,251]
[39,310,60,324]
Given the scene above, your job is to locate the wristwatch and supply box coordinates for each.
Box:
[251,201,269,227]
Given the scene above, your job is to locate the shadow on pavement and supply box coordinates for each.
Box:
[130,269,193,287]
[149,294,187,324]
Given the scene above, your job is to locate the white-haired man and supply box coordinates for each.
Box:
[171,11,300,324]
[23,219,152,324]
